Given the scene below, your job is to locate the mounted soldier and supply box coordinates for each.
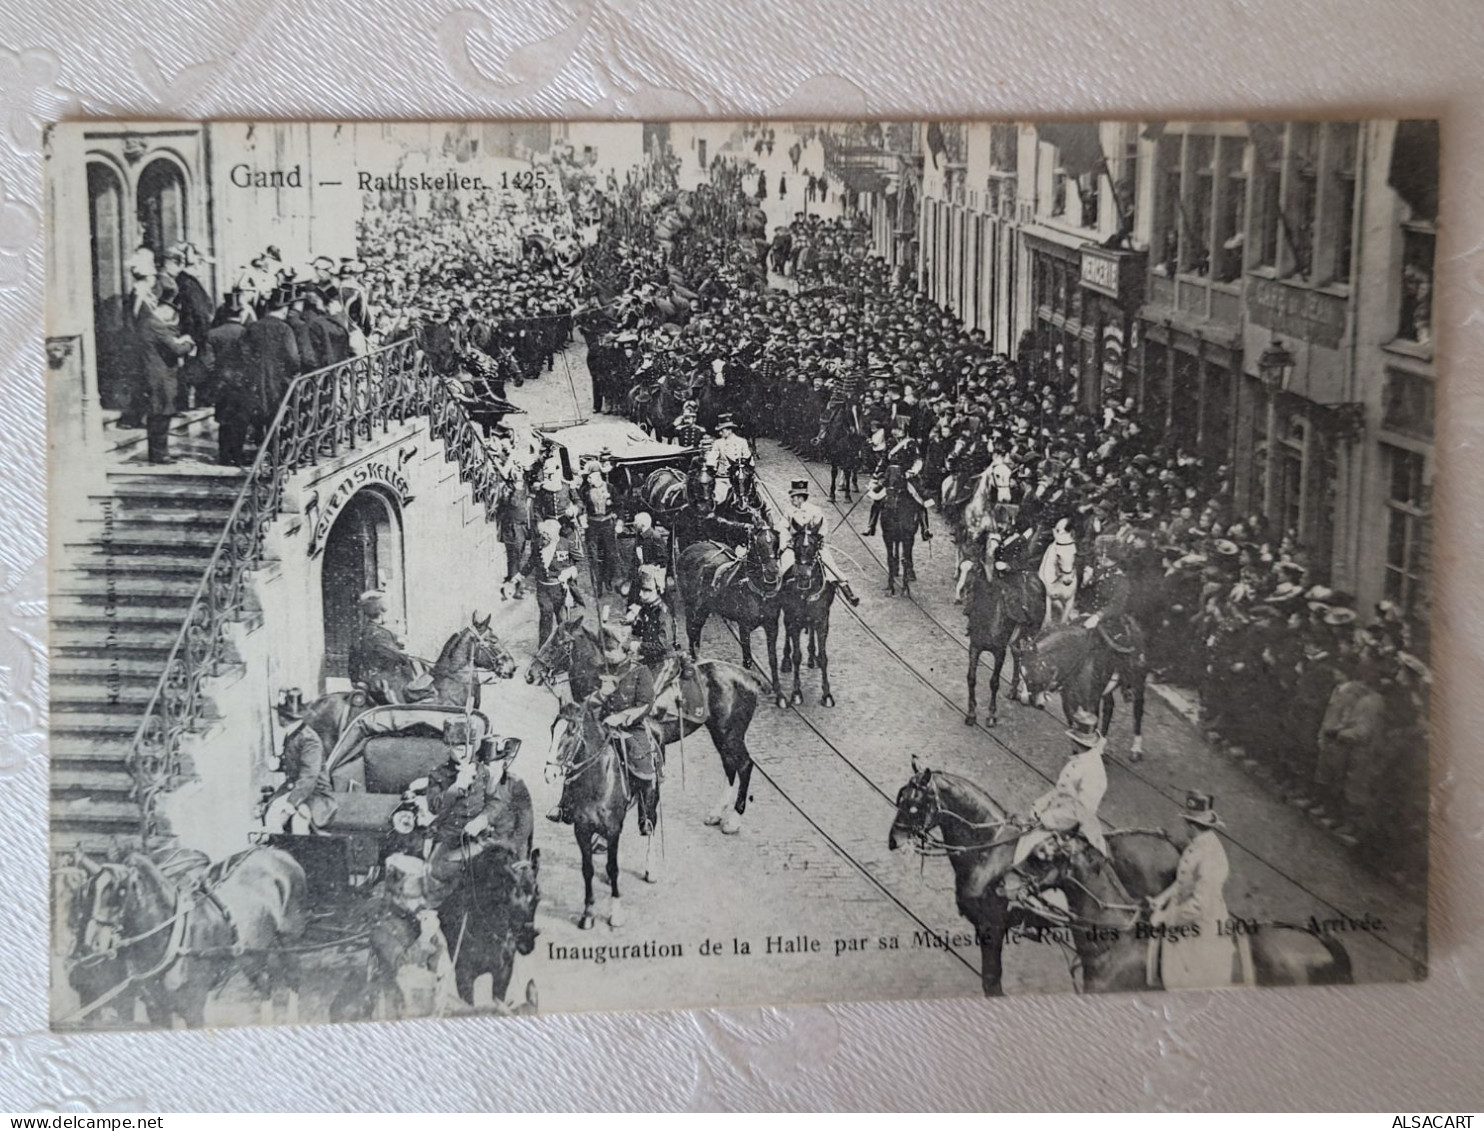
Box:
[623,570,674,672]
[863,418,930,539]
[778,479,860,606]
[1009,710,1109,871]
[1145,791,1240,989]
[703,413,754,509]
[1078,533,1138,652]
[348,590,421,705]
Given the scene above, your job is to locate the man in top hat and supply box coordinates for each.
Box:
[1010,710,1109,870]
[206,289,253,465]
[704,413,753,507]
[241,283,302,432]
[348,589,416,704]
[1146,791,1239,989]
[161,242,215,412]
[134,297,198,464]
[778,478,860,606]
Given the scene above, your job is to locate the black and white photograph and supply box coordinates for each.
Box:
[43,117,1436,1030]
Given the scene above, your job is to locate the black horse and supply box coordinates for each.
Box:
[1015,619,1150,759]
[779,530,837,707]
[529,620,772,834]
[888,765,1181,997]
[957,550,1047,727]
[817,399,865,502]
[878,464,930,597]
[677,526,786,707]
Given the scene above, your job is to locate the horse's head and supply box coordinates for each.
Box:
[888,763,941,850]
[748,523,782,587]
[469,614,518,681]
[791,525,823,585]
[1013,631,1054,692]
[71,851,140,959]
[527,611,584,686]
[546,699,601,784]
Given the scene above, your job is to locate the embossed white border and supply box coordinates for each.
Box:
[2,0,1482,1110]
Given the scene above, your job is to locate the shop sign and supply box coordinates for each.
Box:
[1079,245,1145,305]
[308,460,414,557]
[1248,276,1347,350]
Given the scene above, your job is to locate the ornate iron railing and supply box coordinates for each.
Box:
[124,336,505,839]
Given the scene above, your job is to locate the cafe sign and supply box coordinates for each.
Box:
[307,460,414,557]
[1247,275,1347,351]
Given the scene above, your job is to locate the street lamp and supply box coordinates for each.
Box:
[1257,336,1296,391]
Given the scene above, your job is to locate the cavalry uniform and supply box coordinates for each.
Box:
[626,593,672,671]
[523,523,587,649]
[600,653,662,834]
[1011,725,1109,866]
[1148,795,1240,989]
[673,406,704,450]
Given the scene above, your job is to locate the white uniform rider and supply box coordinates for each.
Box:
[777,479,860,606]
[704,414,753,506]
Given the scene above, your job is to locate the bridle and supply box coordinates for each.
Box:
[896,774,1018,858]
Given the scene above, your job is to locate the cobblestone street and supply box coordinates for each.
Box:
[491,334,1425,1015]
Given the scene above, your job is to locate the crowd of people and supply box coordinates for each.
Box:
[567,153,1429,884]
[109,131,1428,887]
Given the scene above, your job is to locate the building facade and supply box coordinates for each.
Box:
[908,118,1436,626]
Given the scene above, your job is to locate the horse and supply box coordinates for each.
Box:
[779,530,837,708]
[640,466,749,550]
[887,765,1180,997]
[817,400,864,502]
[65,846,307,1028]
[1015,620,1150,758]
[957,551,1047,727]
[373,616,519,709]
[436,829,542,1006]
[677,526,786,708]
[529,615,772,834]
[1010,837,1353,992]
[547,699,662,929]
[878,464,929,597]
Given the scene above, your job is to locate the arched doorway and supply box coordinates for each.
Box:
[136,156,187,259]
[87,160,130,410]
[320,489,403,683]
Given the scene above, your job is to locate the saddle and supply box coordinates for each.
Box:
[654,658,708,726]
[1145,929,1257,989]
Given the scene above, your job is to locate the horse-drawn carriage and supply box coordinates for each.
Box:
[539,419,701,516]
[54,702,540,1030]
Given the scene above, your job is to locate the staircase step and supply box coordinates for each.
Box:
[55,639,175,663]
[99,481,245,510]
[71,552,217,578]
[51,600,191,628]
[49,712,150,739]
[51,684,159,711]
[51,737,135,767]
[66,528,220,556]
[51,656,167,684]
[77,513,232,534]
[55,576,204,605]
[52,767,137,798]
[52,797,144,832]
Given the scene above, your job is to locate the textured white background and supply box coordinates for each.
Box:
[2,0,1483,1111]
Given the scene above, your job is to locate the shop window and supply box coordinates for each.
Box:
[1276,416,1308,544]
[1384,445,1430,613]
[1398,222,1435,346]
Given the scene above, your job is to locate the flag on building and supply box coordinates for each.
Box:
[1036,122,1103,178]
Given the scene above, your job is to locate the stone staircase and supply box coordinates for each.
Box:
[51,468,247,852]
